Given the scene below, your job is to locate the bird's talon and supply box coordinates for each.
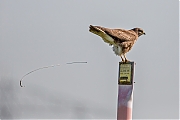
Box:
[125,60,130,63]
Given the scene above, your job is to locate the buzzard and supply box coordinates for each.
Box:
[89,25,145,62]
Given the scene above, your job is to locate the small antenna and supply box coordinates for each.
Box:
[20,61,87,87]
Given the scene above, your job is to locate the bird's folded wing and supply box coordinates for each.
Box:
[104,29,137,42]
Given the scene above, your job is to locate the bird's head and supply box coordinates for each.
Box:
[132,28,146,37]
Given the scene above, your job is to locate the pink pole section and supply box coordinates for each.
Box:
[117,62,134,120]
[117,85,133,120]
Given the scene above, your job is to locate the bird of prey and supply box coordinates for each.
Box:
[89,25,145,62]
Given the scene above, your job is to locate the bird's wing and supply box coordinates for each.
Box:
[103,29,138,43]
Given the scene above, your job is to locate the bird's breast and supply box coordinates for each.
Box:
[113,46,122,56]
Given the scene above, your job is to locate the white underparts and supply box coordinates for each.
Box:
[112,45,122,56]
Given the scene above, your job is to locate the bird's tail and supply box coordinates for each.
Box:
[89,25,105,36]
[89,25,115,45]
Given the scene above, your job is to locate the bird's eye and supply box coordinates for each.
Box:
[139,31,143,33]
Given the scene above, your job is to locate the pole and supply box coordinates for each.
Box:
[117,62,135,120]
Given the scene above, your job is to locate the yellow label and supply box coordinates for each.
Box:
[119,63,131,84]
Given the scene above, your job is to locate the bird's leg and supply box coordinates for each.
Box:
[120,55,125,63]
[123,54,130,63]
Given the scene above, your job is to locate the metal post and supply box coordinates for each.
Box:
[117,62,135,120]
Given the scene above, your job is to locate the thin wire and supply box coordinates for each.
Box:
[20,61,87,87]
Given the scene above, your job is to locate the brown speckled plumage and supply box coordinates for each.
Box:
[89,25,145,62]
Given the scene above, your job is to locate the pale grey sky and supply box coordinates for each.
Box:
[0,0,179,119]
